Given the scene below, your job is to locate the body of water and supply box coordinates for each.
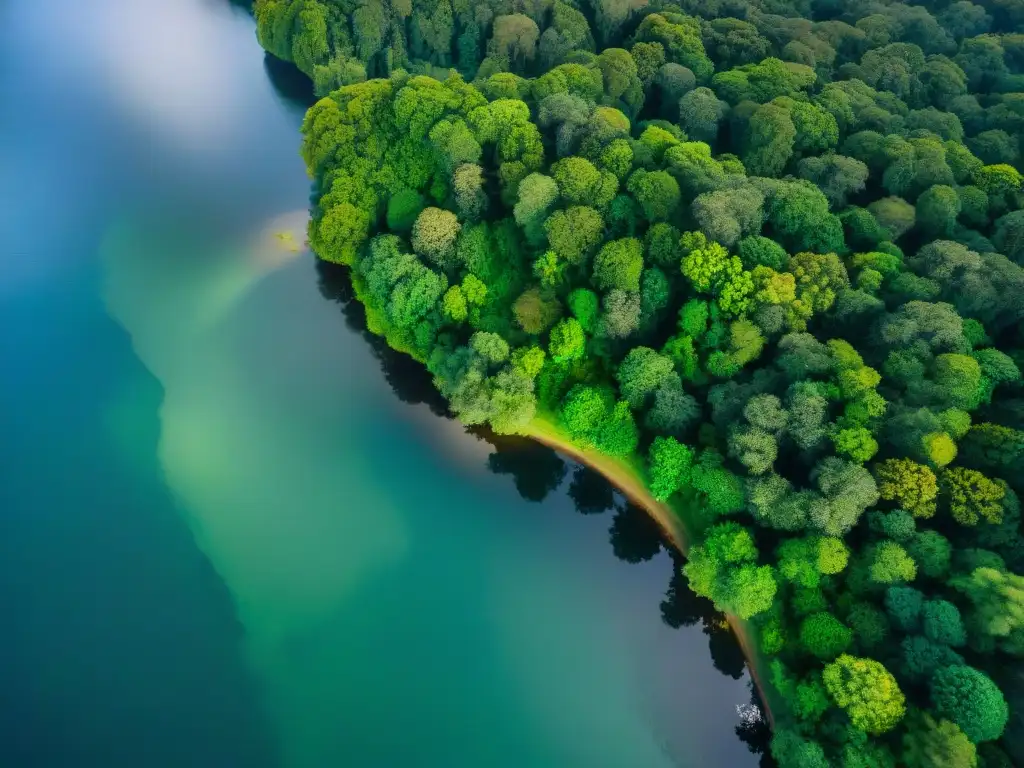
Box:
[0,1,760,765]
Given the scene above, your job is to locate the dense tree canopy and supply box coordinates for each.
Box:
[260,0,1024,761]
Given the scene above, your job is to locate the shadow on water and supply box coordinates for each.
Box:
[313,258,775,765]
[263,54,316,110]
[568,465,617,515]
[316,258,450,416]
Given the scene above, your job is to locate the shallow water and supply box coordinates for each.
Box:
[0,1,760,765]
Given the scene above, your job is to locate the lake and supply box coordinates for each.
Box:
[0,0,761,765]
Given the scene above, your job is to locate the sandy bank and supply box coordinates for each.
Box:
[521,417,777,729]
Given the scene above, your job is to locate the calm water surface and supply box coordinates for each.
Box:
[0,1,760,765]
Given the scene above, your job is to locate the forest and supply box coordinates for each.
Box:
[252,0,1024,764]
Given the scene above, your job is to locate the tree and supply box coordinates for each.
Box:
[548,317,586,362]
[886,586,925,632]
[595,400,639,456]
[551,156,618,207]
[930,665,1009,743]
[917,185,962,238]
[442,285,468,322]
[412,207,461,268]
[847,602,890,651]
[544,207,604,265]
[941,467,1005,526]
[645,379,700,437]
[561,384,611,442]
[678,87,728,144]
[600,289,641,338]
[630,41,665,89]
[797,154,868,209]
[777,535,849,587]
[823,654,906,734]
[690,452,746,516]
[387,189,426,232]
[832,427,879,463]
[728,426,778,475]
[869,541,918,585]
[800,612,854,659]
[993,210,1024,263]
[869,196,917,241]
[738,236,788,271]
[626,169,680,222]
[513,287,561,334]
[922,599,967,647]
[593,238,644,292]
[771,730,829,768]
[453,164,487,221]
[743,103,796,177]
[685,522,777,619]
[810,458,879,537]
[952,567,1024,656]
[875,459,939,518]
[567,288,600,332]
[488,14,539,71]
[514,173,560,245]
[691,187,765,249]
[901,635,966,683]
[907,530,952,579]
[648,436,694,501]
[902,713,977,768]
[615,347,675,409]
[679,231,742,295]
[788,252,849,314]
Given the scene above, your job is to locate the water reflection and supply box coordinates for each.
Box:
[263,53,316,109]
[568,466,616,515]
[316,260,451,416]
[608,502,665,564]
[485,438,569,503]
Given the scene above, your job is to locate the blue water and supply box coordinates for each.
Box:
[0,1,760,765]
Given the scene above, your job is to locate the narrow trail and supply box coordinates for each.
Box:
[521,417,778,729]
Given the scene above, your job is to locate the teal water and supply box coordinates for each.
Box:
[0,1,761,765]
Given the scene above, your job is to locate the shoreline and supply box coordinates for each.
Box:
[521,417,777,729]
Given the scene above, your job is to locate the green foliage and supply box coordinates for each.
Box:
[941,467,1006,526]
[875,459,939,519]
[902,714,976,768]
[868,541,918,586]
[800,612,854,660]
[771,729,830,768]
[922,600,967,647]
[847,603,890,652]
[952,567,1024,656]
[548,318,586,362]
[544,207,604,265]
[832,427,879,464]
[412,207,461,267]
[272,7,1024,754]
[387,189,426,231]
[901,636,966,684]
[615,347,674,409]
[567,288,599,333]
[684,521,777,619]
[593,238,644,292]
[823,655,906,735]
[907,531,952,580]
[647,437,694,501]
[690,451,745,516]
[930,665,1009,743]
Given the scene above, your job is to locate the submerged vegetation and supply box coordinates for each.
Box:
[253,0,1024,763]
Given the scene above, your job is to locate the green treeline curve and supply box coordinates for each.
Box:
[254,0,1024,764]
